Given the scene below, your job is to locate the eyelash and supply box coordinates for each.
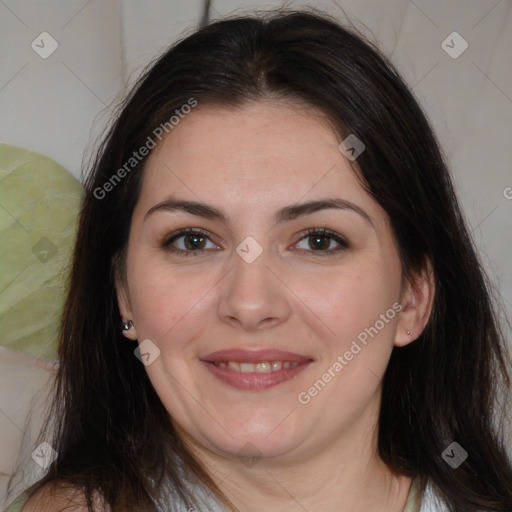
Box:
[161,227,350,258]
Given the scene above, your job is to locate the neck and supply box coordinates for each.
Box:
[178,396,413,512]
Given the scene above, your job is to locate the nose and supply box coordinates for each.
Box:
[216,244,292,332]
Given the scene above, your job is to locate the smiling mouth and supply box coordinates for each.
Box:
[200,349,313,391]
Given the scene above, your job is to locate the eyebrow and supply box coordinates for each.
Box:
[144,197,374,227]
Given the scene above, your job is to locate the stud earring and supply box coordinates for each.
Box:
[122,320,134,331]
[406,330,411,335]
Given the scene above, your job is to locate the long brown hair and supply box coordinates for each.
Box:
[25,8,512,511]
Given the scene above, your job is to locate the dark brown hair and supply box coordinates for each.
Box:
[25,8,512,511]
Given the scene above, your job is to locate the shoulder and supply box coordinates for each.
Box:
[21,482,108,512]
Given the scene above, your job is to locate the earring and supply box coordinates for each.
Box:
[406,330,411,335]
[122,320,134,331]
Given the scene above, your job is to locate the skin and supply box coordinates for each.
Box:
[114,100,435,512]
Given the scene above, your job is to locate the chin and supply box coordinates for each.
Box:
[211,435,299,462]
[198,417,305,461]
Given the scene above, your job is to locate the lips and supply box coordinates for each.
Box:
[200,349,313,391]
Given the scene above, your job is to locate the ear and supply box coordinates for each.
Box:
[113,254,138,341]
[395,257,435,347]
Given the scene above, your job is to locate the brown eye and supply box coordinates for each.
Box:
[182,233,207,250]
[162,228,218,257]
[295,228,349,255]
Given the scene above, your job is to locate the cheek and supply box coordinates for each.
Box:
[298,258,400,348]
[127,256,218,347]
[296,266,400,413]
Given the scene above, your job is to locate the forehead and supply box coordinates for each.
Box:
[136,100,377,221]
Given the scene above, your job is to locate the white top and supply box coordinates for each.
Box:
[417,481,449,512]
[153,477,450,511]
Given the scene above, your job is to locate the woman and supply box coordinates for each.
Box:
[22,8,512,512]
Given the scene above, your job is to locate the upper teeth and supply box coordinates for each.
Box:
[213,361,301,373]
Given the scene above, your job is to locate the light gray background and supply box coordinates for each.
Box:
[1,0,511,339]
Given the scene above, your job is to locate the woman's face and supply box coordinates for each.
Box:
[117,100,430,463]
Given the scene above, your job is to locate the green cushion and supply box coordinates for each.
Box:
[0,143,83,361]
[5,490,29,512]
